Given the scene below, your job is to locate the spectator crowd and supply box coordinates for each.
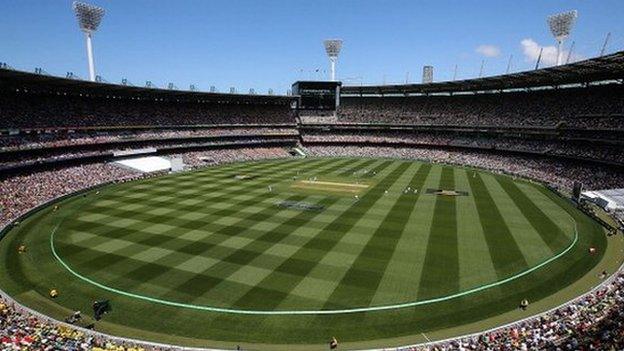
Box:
[179,147,290,168]
[0,147,292,350]
[0,92,294,129]
[0,137,297,170]
[0,295,171,351]
[0,128,297,151]
[0,144,622,350]
[0,147,291,228]
[300,130,624,166]
[0,163,138,228]
[404,272,624,351]
[1,268,622,350]
[338,85,624,129]
[304,146,624,191]
[0,81,623,350]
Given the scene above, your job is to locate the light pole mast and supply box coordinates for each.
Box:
[547,10,577,66]
[73,1,105,81]
[323,39,343,81]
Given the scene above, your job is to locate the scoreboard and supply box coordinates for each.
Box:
[291,81,342,111]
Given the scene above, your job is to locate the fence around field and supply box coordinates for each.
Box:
[0,158,620,351]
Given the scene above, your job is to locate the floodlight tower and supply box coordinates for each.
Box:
[323,39,343,81]
[547,10,577,66]
[73,1,105,81]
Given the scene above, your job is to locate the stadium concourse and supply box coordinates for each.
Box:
[0,53,623,350]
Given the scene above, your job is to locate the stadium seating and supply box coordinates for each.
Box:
[338,85,624,128]
[0,91,294,128]
[1,67,624,351]
[300,129,624,166]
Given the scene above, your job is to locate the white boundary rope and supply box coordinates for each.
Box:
[49,221,580,315]
[0,157,618,350]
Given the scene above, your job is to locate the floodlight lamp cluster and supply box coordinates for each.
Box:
[324,39,343,59]
[73,1,105,33]
[547,10,577,41]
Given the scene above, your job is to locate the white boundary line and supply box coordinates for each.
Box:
[49,222,580,315]
[0,157,618,351]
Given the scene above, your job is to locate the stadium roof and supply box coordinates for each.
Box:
[0,68,294,104]
[342,51,624,96]
[3,51,623,100]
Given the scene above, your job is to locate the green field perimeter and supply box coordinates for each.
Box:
[0,156,619,351]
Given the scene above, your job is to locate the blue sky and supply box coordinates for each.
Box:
[1,0,623,93]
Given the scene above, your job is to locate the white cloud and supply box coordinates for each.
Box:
[475,45,501,58]
[520,38,584,67]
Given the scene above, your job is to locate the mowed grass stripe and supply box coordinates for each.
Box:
[338,158,378,177]
[114,157,302,197]
[195,196,344,307]
[57,159,348,278]
[361,160,394,178]
[453,170,498,290]
[313,162,416,309]
[156,193,313,303]
[123,157,339,205]
[495,176,570,252]
[126,159,353,240]
[480,174,554,264]
[69,158,338,235]
[226,160,401,309]
[312,157,370,174]
[120,156,355,206]
[467,172,528,279]
[417,166,459,299]
[118,159,278,191]
[298,162,420,308]
[119,158,318,198]
[53,159,584,309]
[274,163,423,310]
[91,158,353,254]
[120,156,326,194]
[229,161,406,310]
[2,156,610,347]
[534,184,584,225]
[515,182,575,237]
[370,164,441,304]
[59,159,359,302]
[67,188,336,260]
[64,160,332,248]
[325,163,433,308]
[90,157,319,212]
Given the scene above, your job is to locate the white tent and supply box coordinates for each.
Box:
[114,156,172,173]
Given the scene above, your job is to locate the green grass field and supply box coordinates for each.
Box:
[0,157,613,350]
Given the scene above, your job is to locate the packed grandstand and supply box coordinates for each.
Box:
[1,48,624,350]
